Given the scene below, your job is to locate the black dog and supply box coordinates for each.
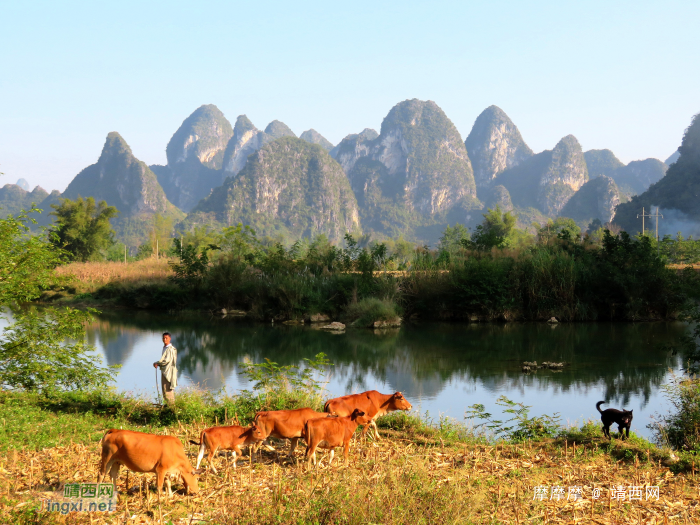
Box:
[596,401,633,439]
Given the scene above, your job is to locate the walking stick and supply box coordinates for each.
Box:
[155,367,162,405]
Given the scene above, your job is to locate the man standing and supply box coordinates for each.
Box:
[153,332,177,404]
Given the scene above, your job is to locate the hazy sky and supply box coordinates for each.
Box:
[1,0,698,192]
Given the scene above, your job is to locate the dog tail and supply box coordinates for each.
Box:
[596,401,606,413]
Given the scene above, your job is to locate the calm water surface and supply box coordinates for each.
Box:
[88,310,688,440]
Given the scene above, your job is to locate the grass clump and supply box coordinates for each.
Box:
[344,297,401,327]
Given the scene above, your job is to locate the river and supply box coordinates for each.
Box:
[86,309,689,441]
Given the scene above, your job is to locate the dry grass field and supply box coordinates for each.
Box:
[0,422,697,524]
[54,259,174,294]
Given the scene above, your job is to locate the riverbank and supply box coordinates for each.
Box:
[42,237,700,324]
[0,389,697,524]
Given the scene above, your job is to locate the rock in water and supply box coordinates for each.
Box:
[154,105,233,211]
[559,176,621,225]
[188,137,360,243]
[300,129,333,151]
[320,322,346,331]
[464,105,533,190]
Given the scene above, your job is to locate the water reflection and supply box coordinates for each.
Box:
[86,310,687,439]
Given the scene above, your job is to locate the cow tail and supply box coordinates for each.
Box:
[301,421,309,442]
[189,430,205,446]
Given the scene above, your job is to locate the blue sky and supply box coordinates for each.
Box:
[1,0,698,192]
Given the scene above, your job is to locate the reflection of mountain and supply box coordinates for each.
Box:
[86,320,142,367]
[93,310,686,410]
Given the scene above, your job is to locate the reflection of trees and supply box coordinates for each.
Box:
[93,310,686,408]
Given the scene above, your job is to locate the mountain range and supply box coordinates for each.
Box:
[1,100,686,245]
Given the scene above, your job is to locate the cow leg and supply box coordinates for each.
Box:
[306,442,317,468]
[289,437,299,457]
[371,419,381,440]
[344,438,351,466]
[208,446,220,475]
[156,468,166,497]
[327,449,335,468]
[233,445,243,469]
[165,475,172,498]
[108,462,120,486]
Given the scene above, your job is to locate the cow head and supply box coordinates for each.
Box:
[350,409,371,426]
[390,392,412,411]
[251,423,266,441]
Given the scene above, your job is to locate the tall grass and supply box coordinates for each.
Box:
[49,232,699,322]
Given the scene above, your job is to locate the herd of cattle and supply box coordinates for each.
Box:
[97,390,413,497]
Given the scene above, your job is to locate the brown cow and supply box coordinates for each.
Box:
[303,409,371,467]
[97,429,198,497]
[189,424,265,473]
[253,408,330,456]
[324,391,412,440]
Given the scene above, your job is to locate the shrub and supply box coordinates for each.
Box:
[650,374,700,453]
[344,297,400,327]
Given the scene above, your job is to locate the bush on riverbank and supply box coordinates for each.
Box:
[48,228,700,322]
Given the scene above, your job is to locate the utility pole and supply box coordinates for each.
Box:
[652,206,664,242]
[637,207,652,235]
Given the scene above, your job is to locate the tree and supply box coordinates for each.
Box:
[535,217,581,244]
[50,196,118,262]
[439,223,470,253]
[150,213,174,258]
[465,207,517,250]
[0,209,118,392]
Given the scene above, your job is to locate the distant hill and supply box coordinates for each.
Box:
[15,178,30,191]
[152,105,233,211]
[559,176,621,225]
[584,149,625,179]
[220,115,297,181]
[300,129,333,151]
[465,105,533,191]
[60,132,184,245]
[614,113,700,236]
[496,135,588,216]
[335,99,480,242]
[0,184,48,217]
[666,150,680,165]
[187,137,360,243]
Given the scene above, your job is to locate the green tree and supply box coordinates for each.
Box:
[50,196,118,262]
[535,217,581,244]
[465,207,517,250]
[439,223,470,253]
[0,209,118,392]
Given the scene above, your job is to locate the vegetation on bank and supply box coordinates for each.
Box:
[46,213,700,323]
